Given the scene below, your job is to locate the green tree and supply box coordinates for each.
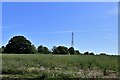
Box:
[38,45,49,54]
[4,35,35,54]
[43,46,49,54]
[52,46,69,54]
[68,47,74,55]
[31,45,37,53]
[38,45,44,53]
[84,51,89,55]
[89,52,94,55]
[74,50,81,55]
[52,46,58,54]
[100,53,107,55]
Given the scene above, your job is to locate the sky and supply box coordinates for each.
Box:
[2,2,118,55]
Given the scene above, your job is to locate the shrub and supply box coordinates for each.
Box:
[84,51,89,55]
[52,46,69,54]
[68,47,74,55]
[89,52,94,55]
[38,45,49,54]
[100,53,107,55]
[74,50,81,55]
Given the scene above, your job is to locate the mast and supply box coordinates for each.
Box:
[71,32,74,48]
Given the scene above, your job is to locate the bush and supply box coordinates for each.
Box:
[100,53,107,55]
[89,52,94,55]
[38,45,49,54]
[52,46,69,54]
[68,47,74,55]
[74,50,81,55]
[84,51,89,55]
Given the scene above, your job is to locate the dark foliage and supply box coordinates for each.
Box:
[52,46,69,54]
[2,35,103,55]
[89,52,94,55]
[38,45,49,54]
[100,53,107,55]
[68,47,74,55]
[84,51,89,55]
[4,36,36,54]
[74,50,81,55]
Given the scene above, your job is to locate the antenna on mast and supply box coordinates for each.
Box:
[71,31,74,48]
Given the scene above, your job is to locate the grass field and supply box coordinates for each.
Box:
[1,54,119,79]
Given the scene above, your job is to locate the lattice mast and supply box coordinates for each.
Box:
[71,32,74,48]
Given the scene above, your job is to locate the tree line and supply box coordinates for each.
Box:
[0,35,107,55]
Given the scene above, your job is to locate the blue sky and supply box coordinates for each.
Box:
[2,2,118,55]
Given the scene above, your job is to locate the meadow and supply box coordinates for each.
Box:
[1,54,119,79]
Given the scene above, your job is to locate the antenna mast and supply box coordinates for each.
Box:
[71,32,74,48]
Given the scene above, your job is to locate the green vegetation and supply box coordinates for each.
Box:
[1,35,119,79]
[2,35,108,56]
[3,36,36,54]
[2,54,119,78]
[2,35,82,55]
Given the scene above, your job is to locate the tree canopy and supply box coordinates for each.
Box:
[4,36,36,54]
[52,46,69,54]
[2,35,107,55]
[68,47,74,55]
[38,45,49,54]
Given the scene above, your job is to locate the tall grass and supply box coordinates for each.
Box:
[1,54,119,78]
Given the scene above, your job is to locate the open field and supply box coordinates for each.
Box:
[1,54,119,79]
